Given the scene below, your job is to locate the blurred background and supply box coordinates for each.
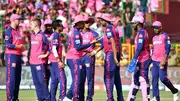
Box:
[0,0,180,100]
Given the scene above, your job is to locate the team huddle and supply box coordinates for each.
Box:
[5,13,179,101]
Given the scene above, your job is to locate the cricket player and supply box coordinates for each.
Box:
[79,15,99,101]
[5,14,24,101]
[64,14,97,101]
[43,19,53,87]
[151,21,179,101]
[48,20,67,101]
[98,13,124,101]
[126,15,151,101]
[29,18,50,101]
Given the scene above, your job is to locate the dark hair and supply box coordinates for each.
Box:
[138,23,144,27]
[52,20,62,30]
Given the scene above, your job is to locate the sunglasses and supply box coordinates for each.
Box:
[152,26,160,29]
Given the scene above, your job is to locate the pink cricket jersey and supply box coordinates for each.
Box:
[152,32,170,62]
[103,24,120,53]
[5,26,24,55]
[30,31,49,64]
[134,29,150,62]
[81,29,98,56]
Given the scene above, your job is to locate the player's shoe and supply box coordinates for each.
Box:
[63,97,72,101]
[173,91,179,101]
[150,97,157,101]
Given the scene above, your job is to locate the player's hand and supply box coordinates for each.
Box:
[90,39,98,44]
[120,53,124,60]
[58,61,64,68]
[160,60,165,69]
[114,58,120,67]
[16,44,25,51]
[38,54,48,59]
[87,50,97,57]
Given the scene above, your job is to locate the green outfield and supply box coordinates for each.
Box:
[0,90,174,101]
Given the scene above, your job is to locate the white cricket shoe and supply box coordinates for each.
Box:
[150,97,157,101]
[63,97,72,101]
[174,91,179,101]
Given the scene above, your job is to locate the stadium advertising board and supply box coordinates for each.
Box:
[0,66,180,90]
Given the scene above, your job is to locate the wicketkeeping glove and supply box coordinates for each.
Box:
[127,59,138,73]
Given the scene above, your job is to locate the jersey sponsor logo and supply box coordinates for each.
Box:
[138,39,143,43]
[106,28,110,32]
[153,41,162,45]
[53,39,58,44]
[107,32,112,37]
[75,40,80,44]
[75,34,80,39]
[139,34,143,38]
[83,39,90,43]
[31,41,39,44]
[16,37,22,40]
[5,36,9,40]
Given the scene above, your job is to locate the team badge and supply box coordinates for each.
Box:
[5,36,9,40]
[75,34,79,39]
[106,28,110,32]
[53,39,58,44]
[12,63,16,67]
[36,66,41,70]
[139,34,143,38]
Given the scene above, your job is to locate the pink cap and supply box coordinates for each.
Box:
[95,12,102,18]
[83,13,95,24]
[136,11,144,17]
[72,15,85,25]
[152,21,162,27]
[131,15,144,24]
[10,14,23,21]
[44,19,52,25]
[99,13,115,22]
[58,10,64,16]
[113,18,121,26]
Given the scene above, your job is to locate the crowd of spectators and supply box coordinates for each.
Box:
[0,0,166,67]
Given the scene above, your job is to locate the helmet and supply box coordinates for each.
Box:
[131,15,144,24]
[152,21,162,27]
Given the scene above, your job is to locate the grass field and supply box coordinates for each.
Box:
[0,90,174,101]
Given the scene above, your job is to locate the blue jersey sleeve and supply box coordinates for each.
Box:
[92,30,99,39]
[164,33,171,57]
[98,38,104,49]
[133,30,145,59]
[73,31,91,51]
[42,32,50,45]
[52,32,59,47]
[5,28,16,49]
[106,26,114,39]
